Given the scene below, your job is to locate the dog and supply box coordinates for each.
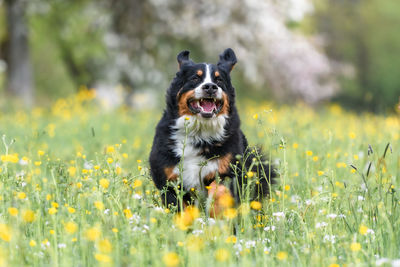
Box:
[149,48,275,217]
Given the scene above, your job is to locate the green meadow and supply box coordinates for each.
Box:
[0,91,399,266]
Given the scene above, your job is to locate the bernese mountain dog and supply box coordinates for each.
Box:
[149,48,275,217]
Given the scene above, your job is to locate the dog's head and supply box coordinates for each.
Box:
[168,48,237,119]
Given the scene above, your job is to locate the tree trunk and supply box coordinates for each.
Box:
[5,0,33,107]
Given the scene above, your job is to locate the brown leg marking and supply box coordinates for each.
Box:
[164,166,178,181]
[218,153,232,174]
[207,181,234,218]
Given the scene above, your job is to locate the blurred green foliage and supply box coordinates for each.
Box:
[0,0,399,112]
[313,0,400,112]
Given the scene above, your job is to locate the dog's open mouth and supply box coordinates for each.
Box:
[188,98,223,118]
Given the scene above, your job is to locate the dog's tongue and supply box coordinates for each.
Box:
[200,100,216,113]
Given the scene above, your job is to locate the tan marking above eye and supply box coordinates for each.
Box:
[197,70,203,76]
[215,71,220,77]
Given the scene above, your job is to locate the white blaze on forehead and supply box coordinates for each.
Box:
[194,64,223,99]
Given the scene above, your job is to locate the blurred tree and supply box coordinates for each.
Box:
[313,0,400,112]
[4,0,33,106]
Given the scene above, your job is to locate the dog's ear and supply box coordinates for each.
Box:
[177,50,193,69]
[217,48,237,73]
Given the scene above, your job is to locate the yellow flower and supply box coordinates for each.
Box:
[94,201,105,211]
[219,193,234,208]
[65,221,78,234]
[98,239,112,253]
[1,154,19,163]
[162,252,180,267]
[68,207,76,214]
[107,157,113,164]
[94,254,112,263]
[51,202,59,208]
[29,240,37,247]
[133,180,142,189]
[85,227,101,241]
[174,206,200,230]
[122,153,128,159]
[215,248,229,262]
[106,146,115,153]
[46,194,52,201]
[49,230,55,235]
[317,171,324,176]
[124,209,133,219]
[223,208,237,219]
[246,171,254,178]
[17,192,26,199]
[349,132,356,139]
[68,166,77,176]
[328,264,340,267]
[253,114,259,119]
[284,185,290,191]
[112,228,118,233]
[359,224,368,235]
[225,235,237,244]
[8,207,18,217]
[37,150,45,156]
[76,182,83,189]
[0,223,12,242]
[34,161,41,166]
[292,143,299,149]
[99,179,110,189]
[250,201,262,210]
[313,156,319,162]
[116,166,122,175]
[186,235,205,251]
[350,242,361,252]
[277,251,288,260]
[48,207,57,215]
[306,150,313,156]
[22,210,35,223]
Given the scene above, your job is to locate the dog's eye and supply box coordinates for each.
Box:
[215,76,223,83]
[191,76,201,82]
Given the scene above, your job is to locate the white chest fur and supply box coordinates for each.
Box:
[170,115,227,190]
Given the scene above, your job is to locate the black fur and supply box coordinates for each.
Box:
[149,48,275,209]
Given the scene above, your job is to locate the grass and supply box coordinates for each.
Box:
[0,90,399,266]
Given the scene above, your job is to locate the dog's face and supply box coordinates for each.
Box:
[171,49,237,119]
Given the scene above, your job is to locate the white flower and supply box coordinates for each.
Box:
[326,214,337,219]
[376,258,390,266]
[83,162,93,169]
[245,240,256,248]
[264,226,276,232]
[57,243,66,248]
[315,222,328,228]
[323,235,336,244]
[367,229,375,235]
[133,194,142,200]
[273,212,285,221]
[192,230,204,235]
[358,195,365,201]
[305,199,313,206]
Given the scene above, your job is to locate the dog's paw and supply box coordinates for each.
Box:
[207,181,234,218]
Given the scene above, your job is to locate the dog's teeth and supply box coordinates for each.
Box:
[213,98,216,102]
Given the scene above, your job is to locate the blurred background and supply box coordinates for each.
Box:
[0,0,399,112]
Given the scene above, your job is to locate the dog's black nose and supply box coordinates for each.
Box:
[202,83,218,95]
